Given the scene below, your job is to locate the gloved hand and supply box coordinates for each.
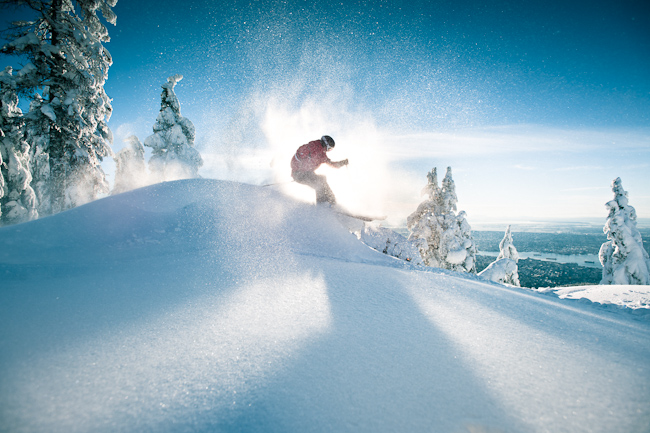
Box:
[339,159,349,167]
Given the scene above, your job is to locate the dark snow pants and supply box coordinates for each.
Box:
[292,171,337,204]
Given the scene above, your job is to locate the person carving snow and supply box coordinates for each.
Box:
[291,135,348,205]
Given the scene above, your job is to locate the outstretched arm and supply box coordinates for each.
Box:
[329,159,349,168]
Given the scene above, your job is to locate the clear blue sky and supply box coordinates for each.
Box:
[4,0,650,223]
[105,0,650,127]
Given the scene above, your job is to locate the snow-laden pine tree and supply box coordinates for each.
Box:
[0,66,38,224]
[455,210,478,273]
[441,166,458,214]
[112,135,147,194]
[407,167,477,272]
[599,177,650,285]
[24,94,52,215]
[406,167,444,267]
[144,75,202,182]
[497,225,519,262]
[1,0,117,215]
[479,225,520,286]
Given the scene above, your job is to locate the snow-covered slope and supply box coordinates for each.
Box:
[544,284,650,310]
[1,179,649,433]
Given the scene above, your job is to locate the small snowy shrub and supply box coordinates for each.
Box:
[478,258,519,285]
[360,224,423,265]
[479,225,520,286]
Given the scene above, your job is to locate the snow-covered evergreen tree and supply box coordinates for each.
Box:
[0,66,38,224]
[455,209,477,273]
[112,135,147,194]
[480,225,520,286]
[599,177,650,285]
[1,0,117,215]
[440,166,458,213]
[144,75,202,182]
[24,94,52,216]
[497,225,519,262]
[406,167,444,267]
[407,167,477,272]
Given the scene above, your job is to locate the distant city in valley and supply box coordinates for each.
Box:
[474,225,650,288]
[474,256,602,288]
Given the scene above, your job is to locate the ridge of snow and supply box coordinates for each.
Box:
[535,284,650,313]
[1,179,649,433]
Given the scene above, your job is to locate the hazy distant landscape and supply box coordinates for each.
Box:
[472,227,650,288]
[474,255,602,288]
[390,223,649,289]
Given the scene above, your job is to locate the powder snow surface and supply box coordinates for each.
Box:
[552,285,650,310]
[1,179,649,433]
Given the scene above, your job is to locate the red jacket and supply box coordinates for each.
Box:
[291,140,332,173]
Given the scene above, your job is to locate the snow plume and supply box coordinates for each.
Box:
[112,135,149,195]
[196,43,426,225]
[206,93,424,224]
[261,99,396,218]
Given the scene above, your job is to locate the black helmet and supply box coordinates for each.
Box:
[321,135,335,150]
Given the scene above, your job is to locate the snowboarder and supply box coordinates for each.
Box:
[291,135,349,205]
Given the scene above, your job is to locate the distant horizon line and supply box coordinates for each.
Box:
[386,217,650,231]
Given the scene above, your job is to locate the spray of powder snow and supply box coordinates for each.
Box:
[198,95,430,224]
[194,44,432,223]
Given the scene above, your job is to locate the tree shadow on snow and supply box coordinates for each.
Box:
[197,259,530,433]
